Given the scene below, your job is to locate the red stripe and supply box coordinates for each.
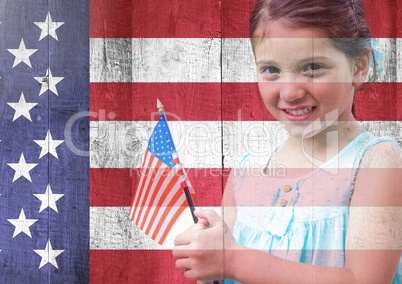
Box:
[90,250,193,283]
[90,0,221,38]
[90,168,228,207]
[90,0,401,38]
[222,0,402,38]
[224,82,402,121]
[90,83,222,121]
[91,82,402,121]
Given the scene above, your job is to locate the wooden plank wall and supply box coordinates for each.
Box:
[89,0,401,283]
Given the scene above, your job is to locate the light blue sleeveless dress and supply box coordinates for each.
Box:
[224,132,402,283]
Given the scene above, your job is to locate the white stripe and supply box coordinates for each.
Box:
[90,120,223,168]
[90,38,401,83]
[90,206,402,250]
[398,38,402,83]
[90,206,220,250]
[90,38,222,83]
[222,38,400,83]
[90,121,401,169]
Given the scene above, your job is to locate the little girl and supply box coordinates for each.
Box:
[173,0,402,283]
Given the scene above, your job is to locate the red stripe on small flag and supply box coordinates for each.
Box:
[144,172,180,236]
[135,160,166,227]
[158,202,188,245]
[151,190,186,243]
[139,167,171,230]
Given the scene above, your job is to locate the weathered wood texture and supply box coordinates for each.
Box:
[90,121,402,169]
[88,0,402,283]
[90,206,220,250]
[91,38,401,83]
[0,0,89,282]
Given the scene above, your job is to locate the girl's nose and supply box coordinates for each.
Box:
[279,82,306,102]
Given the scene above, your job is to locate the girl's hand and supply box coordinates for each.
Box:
[172,209,239,281]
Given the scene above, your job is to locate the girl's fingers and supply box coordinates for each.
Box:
[174,223,207,246]
[174,257,191,270]
[172,244,191,259]
[197,217,209,227]
[195,209,222,227]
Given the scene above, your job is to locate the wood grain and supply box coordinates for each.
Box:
[90,206,220,250]
[91,38,401,83]
[91,121,401,169]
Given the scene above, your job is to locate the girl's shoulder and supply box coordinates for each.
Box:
[359,139,401,169]
[352,132,401,169]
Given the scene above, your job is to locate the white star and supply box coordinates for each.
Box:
[7,92,37,122]
[34,239,64,269]
[34,184,64,213]
[7,39,38,68]
[34,68,64,96]
[34,130,64,159]
[34,12,64,41]
[7,153,38,182]
[7,209,38,238]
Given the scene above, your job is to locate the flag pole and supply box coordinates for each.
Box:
[157,99,198,224]
[157,99,220,284]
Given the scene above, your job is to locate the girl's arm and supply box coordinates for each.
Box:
[174,142,402,283]
[221,169,237,232]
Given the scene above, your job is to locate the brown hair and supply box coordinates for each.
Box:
[249,0,377,115]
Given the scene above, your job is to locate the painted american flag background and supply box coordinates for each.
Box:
[0,0,401,282]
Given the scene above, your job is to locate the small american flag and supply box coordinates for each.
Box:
[129,109,195,245]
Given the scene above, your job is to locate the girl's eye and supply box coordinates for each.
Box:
[262,66,280,74]
[305,63,322,72]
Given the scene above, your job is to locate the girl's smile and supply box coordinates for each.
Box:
[281,106,315,122]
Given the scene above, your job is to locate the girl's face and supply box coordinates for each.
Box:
[254,20,367,138]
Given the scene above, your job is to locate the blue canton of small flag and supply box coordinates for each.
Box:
[0,1,89,282]
[148,116,176,167]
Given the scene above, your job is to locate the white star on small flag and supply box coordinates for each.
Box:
[34,68,64,96]
[34,12,64,41]
[34,130,64,159]
[7,92,37,122]
[7,153,38,182]
[7,39,38,68]
[34,184,64,213]
[34,239,64,269]
[7,209,38,238]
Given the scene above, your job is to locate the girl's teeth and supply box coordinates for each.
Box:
[286,107,312,116]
